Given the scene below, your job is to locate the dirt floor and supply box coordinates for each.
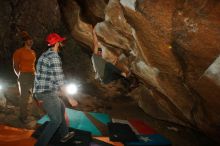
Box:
[0,80,219,146]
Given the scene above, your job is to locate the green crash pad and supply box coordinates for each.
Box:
[37,108,111,136]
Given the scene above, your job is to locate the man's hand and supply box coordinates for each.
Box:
[36,99,43,107]
[67,96,78,107]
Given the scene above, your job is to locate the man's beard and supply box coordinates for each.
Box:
[58,43,64,52]
[58,44,64,60]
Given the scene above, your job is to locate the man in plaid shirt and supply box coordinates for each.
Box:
[34,46,65,93]
[33,33,77,146]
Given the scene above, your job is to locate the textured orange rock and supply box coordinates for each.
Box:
[61,0,220,142]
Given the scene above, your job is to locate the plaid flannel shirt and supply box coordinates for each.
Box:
[33,48,64,93]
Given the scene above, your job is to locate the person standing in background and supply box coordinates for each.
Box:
[13,31,36,123]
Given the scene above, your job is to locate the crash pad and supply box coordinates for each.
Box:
[125,134,171,146]
[88,112,111,125]
[37,108,111,136]
[0,125,36,146]
[91,138,114,146]
[107,122,138,142]
[94,137,124,146]
[111,119,171,146]
[128,119,157,134]
[112,119,157,135]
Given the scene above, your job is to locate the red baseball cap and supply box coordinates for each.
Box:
[46,33,66,46]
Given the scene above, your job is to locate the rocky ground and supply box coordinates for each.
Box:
[0,80,219,146]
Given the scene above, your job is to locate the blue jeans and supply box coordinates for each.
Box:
[34,92,68,146]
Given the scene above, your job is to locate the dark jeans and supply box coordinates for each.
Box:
[18,72,34,120]
[34,92,68,146]
[102,62,122,84]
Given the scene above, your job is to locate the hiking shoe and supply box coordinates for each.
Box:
[60,131,75,143]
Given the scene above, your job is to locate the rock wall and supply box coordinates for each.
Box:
[0,0,62,56]
[0,0,92,82]
[59,0,220,142]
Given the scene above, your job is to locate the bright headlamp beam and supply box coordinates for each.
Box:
[65,83,78,95]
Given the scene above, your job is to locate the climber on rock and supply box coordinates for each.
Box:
[91,28,130,84]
